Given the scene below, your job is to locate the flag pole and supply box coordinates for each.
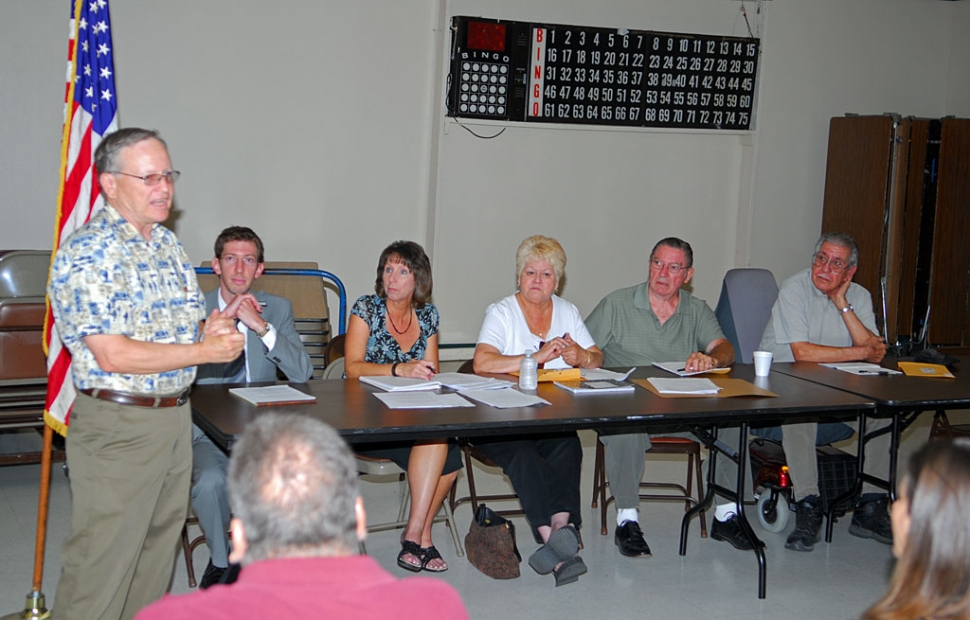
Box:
[6,0,119,612]
[0,424,54,620]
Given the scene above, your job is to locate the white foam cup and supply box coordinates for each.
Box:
[753,351,773,377]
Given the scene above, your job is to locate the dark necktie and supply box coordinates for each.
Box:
[223,325,247,382]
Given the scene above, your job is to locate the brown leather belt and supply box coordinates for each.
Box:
[80,388,190,409]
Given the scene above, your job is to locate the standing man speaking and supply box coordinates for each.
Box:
[47,128,245,620]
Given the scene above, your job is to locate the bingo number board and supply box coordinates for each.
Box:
[448,16,760,130]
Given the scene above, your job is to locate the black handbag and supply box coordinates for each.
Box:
[464,503,522,579]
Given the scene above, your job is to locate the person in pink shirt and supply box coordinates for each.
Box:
[135,412,468,620]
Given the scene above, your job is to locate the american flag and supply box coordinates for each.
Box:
[44,0,119,435]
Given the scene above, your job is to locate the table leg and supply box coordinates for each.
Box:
[684,422,767,599]
[887,410,921,502]
[825,412,866,543]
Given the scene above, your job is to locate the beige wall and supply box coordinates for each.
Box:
[3,0,969,343]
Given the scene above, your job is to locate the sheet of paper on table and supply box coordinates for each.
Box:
[460,388,551,408]
[820,362,902,376]
[372,392,474,409]
[229,385,317,406]
[359,376,442,391]
[433,372,514,391]
[646,377,721,395]
[582,367,636,381]
[554,379,635,394]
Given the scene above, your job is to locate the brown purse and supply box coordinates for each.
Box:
[464,504,522,579]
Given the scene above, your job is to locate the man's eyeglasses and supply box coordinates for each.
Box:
[220,255,258,267]
[812,253,848,273]
[110,170,181,186]
[650,259,686,275]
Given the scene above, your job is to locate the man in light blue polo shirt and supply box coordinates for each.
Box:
[759,232,891,552]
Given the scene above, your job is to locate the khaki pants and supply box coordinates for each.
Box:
[599,430,724,511]
[781,417,892,502]
[53,393,192,620]
[716,417,892,503]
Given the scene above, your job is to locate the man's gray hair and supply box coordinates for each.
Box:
[814,232,859,268]
[651,237,694,269]
[228,413,360,563]
[93,127,167,188]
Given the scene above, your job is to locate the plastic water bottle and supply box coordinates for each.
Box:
[519,351,538,390]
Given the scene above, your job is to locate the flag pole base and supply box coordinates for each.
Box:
[1,592,51,620]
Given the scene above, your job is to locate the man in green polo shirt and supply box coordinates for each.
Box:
[586,237,741,558]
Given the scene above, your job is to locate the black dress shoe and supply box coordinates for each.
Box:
[711,514,762,551]
[614,521,651,557]
[199,560,228,589]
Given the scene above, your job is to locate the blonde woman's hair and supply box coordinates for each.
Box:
[515,235,566,291]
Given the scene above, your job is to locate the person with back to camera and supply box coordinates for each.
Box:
[473,235,604,587]
[344,240,461,573]
[135,412,468,620]
[862,437,970,620]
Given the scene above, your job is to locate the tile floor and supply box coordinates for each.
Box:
[0,423,936,620]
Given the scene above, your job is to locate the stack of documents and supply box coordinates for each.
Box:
[646,377,721,395]
[820,363,902,376]
[359,376,442,391]
[433,372,514,391]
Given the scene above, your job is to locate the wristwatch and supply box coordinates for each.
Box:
[255,322,271,338]
[840,304,854,314]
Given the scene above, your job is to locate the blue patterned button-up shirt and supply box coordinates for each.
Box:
[48,204,205,394]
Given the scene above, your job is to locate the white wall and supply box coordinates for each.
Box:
[748,0,961,283]
[2,0,968,344]
[2,2,66,250]
[944,4,970,114]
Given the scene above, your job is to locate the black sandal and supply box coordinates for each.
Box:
[397,540,423,573]
[420,545,448,573]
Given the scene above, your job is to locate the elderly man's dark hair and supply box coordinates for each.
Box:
[228,413,359,563]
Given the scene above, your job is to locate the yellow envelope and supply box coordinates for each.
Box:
[897,361,955,378]
[510,368,583,382]
[536,368,582,382]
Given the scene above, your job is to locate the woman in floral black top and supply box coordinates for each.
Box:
[345,241,460,573]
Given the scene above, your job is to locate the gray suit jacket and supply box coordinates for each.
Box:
[196,288,314,384]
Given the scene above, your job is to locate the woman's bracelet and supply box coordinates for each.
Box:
[585,350,592,367]
[391,362,400,377]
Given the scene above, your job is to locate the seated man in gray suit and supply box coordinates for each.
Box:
[192,226,314,587]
